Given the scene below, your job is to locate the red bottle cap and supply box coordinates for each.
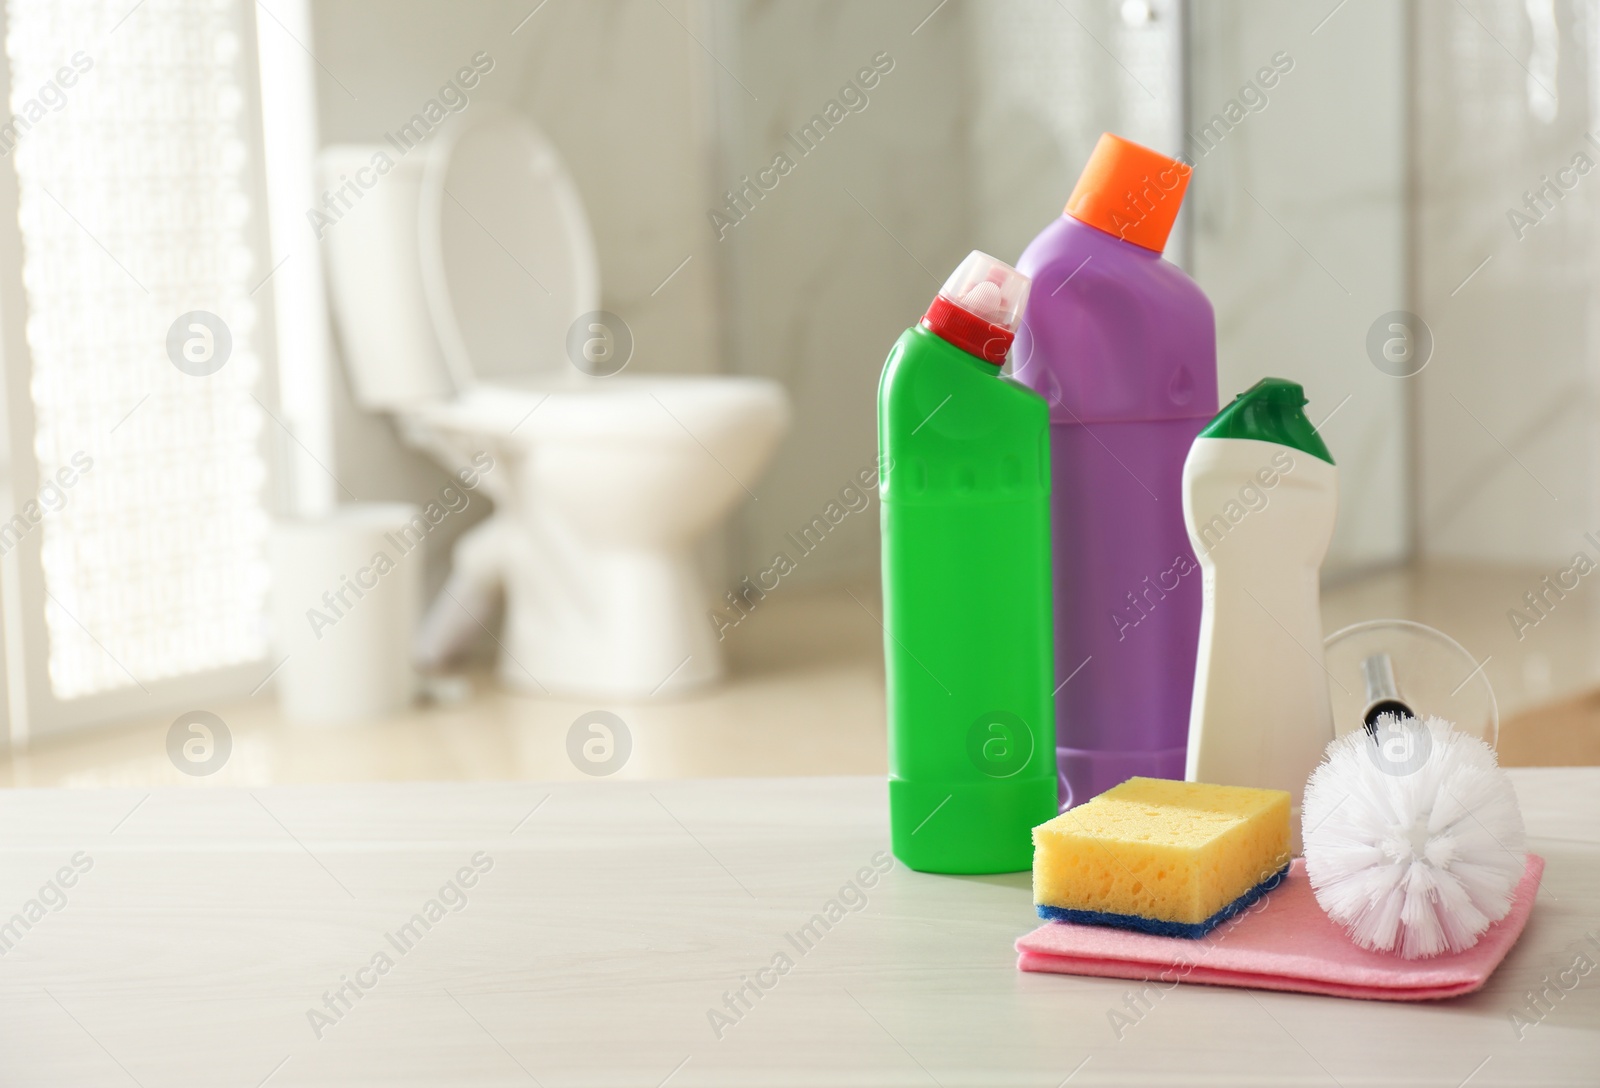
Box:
[1065,133,1192,253]
[920,251,1031,365]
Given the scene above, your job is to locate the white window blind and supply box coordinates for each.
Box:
[5,0,270,699]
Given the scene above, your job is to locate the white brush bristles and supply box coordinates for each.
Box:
[1301,716,1526,960]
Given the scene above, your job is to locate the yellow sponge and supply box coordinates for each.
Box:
[1033,777,1291,938]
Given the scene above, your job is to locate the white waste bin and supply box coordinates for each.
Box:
[270,504,422,725]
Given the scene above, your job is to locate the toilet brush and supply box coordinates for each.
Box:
[1301,715,1526,959]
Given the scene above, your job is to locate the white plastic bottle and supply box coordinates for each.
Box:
[1183,378,1338,844]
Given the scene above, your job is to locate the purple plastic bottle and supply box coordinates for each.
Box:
[1013,133,1218,809]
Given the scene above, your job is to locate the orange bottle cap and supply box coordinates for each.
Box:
[1064,133,1192,253]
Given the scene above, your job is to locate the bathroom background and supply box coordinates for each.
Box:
[0,0,1595,782]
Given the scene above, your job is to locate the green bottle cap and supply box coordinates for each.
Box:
[1198,377,1334,465]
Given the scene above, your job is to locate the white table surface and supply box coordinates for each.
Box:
[0,770,1595,1087]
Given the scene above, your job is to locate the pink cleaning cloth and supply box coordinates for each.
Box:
[1016,854,1544,1001]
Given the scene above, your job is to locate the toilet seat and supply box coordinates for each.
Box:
[419,107,598,389]
[406,110,788,447]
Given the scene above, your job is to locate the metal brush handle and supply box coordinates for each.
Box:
[1360,652,1416,734]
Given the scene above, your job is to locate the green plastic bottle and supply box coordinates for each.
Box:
[879,251,1058,874]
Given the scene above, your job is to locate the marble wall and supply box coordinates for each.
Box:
[1186,0,1409,576]
[1413,0,1600,566]
[707,0,974,590]
[967,0,1186,265]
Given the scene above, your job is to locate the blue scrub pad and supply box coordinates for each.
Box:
[1036,862,1290,938]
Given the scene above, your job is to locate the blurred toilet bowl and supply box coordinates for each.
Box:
[320,111,788,697]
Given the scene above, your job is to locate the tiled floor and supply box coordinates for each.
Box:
[2,560,1596,787]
